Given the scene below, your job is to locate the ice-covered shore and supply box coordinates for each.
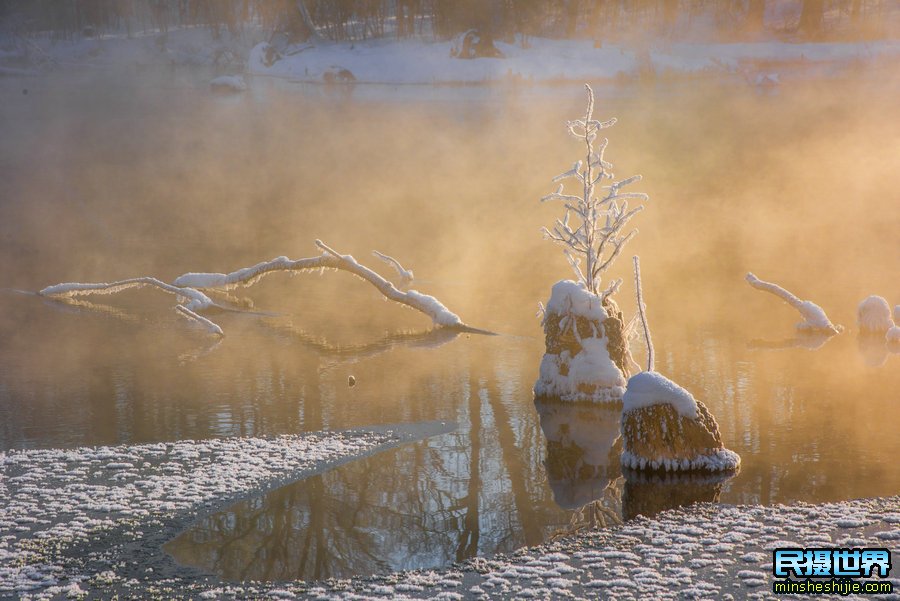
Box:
[3,26,899,86]
[2,428,897,600]
[0,424,447,600]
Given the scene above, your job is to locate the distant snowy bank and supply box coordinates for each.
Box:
[249,37,900,85]
[2,26,899,86]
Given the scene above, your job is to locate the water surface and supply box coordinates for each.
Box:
[1,69,898,581]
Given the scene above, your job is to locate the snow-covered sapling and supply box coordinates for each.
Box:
[745,272,842,335]
[541,84,648,298]
[534,85,647,402]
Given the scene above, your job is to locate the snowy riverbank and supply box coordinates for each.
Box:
[0,423,450,600]
[2,426,897,599]
[3,26,899,86]
[249,36,900,85]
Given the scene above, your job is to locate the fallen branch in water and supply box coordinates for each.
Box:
[38,241,479,336]
[315,240,462,327]
[745,272,842,335]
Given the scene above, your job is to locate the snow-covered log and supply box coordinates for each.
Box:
[39,277,223,335]
[174,243,455,326]
[315,240,463,327]
[174,255,338,290]
[745,272,842,334]
[40,242,475,336]
[39,277,215,311]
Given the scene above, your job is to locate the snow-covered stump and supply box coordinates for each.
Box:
[857,294,894,334]
[856,295,900,357]
[620,371,739,473]
[534,281,627,403]
[535,400,622,510]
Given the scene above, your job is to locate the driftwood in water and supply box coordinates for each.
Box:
[39,240,480,336]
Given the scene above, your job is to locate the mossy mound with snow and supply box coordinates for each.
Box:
[857,295,894,333]
[620,371,739,473]
[534,281,628,403]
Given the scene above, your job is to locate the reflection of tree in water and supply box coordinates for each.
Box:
[535,397,737,532]
[166,366,566,581]
[167,440,468,581]
[621,469,731,521]
[535,400,623,511]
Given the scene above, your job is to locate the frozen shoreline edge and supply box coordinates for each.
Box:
[3,424,897,599]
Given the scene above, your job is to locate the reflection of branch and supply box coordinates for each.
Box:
[177,337,224,364]
[39,296,141,323]
[747,332,834,351]
[267,323,461,362]
[487,385,544,547]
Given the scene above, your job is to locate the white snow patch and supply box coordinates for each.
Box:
[210,75,247,92]
[858,295,894,333]
[569,338,626,389]
[535,348,625,403]
[621,448,740,472]
[886,326,900,343]
[545,280,608,322]
[623,371,698,419]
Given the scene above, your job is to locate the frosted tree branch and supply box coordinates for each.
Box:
[39,277,224,336]
[39,277,215,311]
[175,305,224,336]
[372,250,414,285]
[745,272,842,334]
[541,84,648,297]
[39,242,480,336]
[632,256,654,372]
[314,240,464,328]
